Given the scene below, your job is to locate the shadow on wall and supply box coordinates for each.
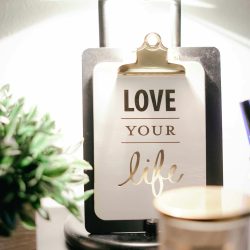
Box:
[183,0,250,46]
[0,0,95,39]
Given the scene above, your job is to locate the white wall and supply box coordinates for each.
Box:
[181,0,250,192]
[0,0,99,152]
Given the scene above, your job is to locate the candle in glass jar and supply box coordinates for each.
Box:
[154,186,250,250]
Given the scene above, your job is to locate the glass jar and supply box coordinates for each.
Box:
[154,186,250,250]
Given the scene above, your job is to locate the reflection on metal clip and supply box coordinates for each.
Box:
[118,33,185,75]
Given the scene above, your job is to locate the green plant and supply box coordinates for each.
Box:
[0,84,93,236]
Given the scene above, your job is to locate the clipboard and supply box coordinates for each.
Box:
[83,33,223,234]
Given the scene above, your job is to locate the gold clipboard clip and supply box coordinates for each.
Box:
[118,33,185,75]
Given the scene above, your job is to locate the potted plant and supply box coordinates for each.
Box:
[0,84,93,241]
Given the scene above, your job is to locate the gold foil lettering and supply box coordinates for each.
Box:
[118,150,183,197]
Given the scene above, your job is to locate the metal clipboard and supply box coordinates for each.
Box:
[82,32,223,233]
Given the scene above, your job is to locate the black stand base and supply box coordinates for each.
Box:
[64,216,159,250]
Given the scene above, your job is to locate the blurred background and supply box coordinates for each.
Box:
[0,0,249,248]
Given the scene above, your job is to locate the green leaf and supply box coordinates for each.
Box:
[19,211,36,230]
[0,211,17,230]
[29,195,38,203]
[66,202,80,219]
[5,98,24,138]
[43,165,68,178]
[0,156,14,172]
[0,84,10,93]
[30,132,52,157]
[4,148,20,156]
[35,165,46,181]
[28,178,38,187]
[26,106,38,122]
[39,113,55,132]
[68,173,89,184]
[18,192,26,199]
[50,191,69,207]
[17,125,36,137]
[3,136,18,148]
[0,115,9,124]
[75,189,94,201]
[64,139,84,154]
[37,207,50,220]
[51,195,64,205]
[18,178,26,192]
[3,193,15,203]
[71,160,92,170]
[20,156,33,168]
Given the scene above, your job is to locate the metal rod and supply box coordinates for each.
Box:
[171,0,181,46]
[98,0,107,47]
